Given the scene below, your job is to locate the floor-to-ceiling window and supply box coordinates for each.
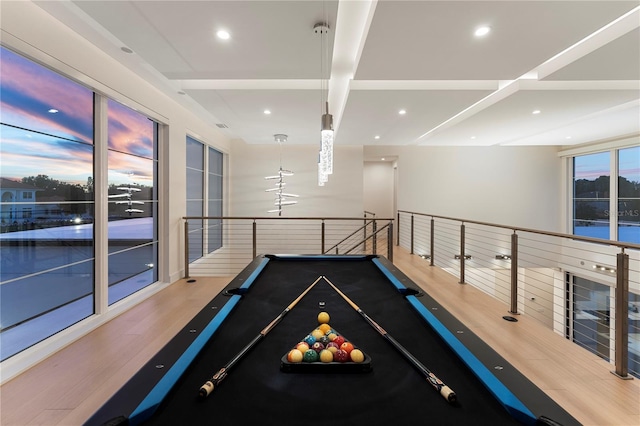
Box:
[186,136,204,263]
[618,145,640,244]
[186,136,223,262]
[207,146,223,253]
[107,99,158,304]
[0,46,159,361]
[573,151,610,240]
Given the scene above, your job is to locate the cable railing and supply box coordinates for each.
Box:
[396,210,640,380]
[183,215,394,277]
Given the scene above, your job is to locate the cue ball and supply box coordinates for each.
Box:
[317,312,330,324]
[350,349,364,363]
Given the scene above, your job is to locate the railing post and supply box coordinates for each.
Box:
[321,220,325,254]
[509,232,519,314]
[388,222,394,261]
[410,214,414,254]
[612,251,631,379]
[459,223,465,284]
[396,211,400,246]
[252,220,257,259]
[184,219,190,278]
[430,218,434,266]
[373,220,377,254]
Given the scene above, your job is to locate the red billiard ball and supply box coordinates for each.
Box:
[334,349,349,363]
[311,342,325,353]
[333,335,345,347]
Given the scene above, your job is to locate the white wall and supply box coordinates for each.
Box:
[394,145,563,231]
[363,161,395,218]
[230,141,364,217]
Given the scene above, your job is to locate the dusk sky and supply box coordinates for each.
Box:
[1,46,155,187]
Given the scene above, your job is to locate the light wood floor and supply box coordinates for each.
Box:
[1,247,639,426]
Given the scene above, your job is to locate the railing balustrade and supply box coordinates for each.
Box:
[396,210,640,380]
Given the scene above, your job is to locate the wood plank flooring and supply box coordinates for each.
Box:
[1,247,639,425]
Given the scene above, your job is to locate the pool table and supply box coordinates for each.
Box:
[86,255,579,426]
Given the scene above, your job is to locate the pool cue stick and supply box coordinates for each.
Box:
[198,275,323,399]
[322,276,457,403]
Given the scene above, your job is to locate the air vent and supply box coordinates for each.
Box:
[216,123,229,129]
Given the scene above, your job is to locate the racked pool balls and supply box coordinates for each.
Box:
[317,311,330,324]
[303,349,319,362]
[287,349,303,363]
[350,348,365,363]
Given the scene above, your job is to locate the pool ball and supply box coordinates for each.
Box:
[295,342,310,353]
[311,342,325,353]
[326,342,340,353]
[287,349,303,363]
[317,311,330,324]
[333,335,345,347]
[303,349,319,362]
[303,335,316,346]
[350,349,365,363]
[318,336,330,345]
[340,342,354,354]
[311,328,325,340]
[334,349,349,363]
[319,349,333,363]
[327,332,338,341]
[319,323,331,334]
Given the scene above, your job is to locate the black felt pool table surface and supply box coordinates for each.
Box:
[86,255,579,426]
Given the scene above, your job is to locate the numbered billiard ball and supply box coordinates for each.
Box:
[340,341,354,354]
[303,335,316,346]
[319,349,333,363]
[311,329,325,340]
[303,349,319,362]
[326,342,340,353]
[311,342,325,353]
[295,342,310,353]
[287,349,303,363]
[334,349,349,363]
[350,349,365,363]
[333,335,345,347]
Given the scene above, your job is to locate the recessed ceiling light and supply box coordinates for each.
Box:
[374,135,380,140]
[217,30,230,40]
[474,26,491,37]
[532,110,541,115]
[381,158,386,161]
[470,136,476,140]
[398,109,406,115]
[264,109,271,115]
[566,136,572,139]
[48,108,59,114]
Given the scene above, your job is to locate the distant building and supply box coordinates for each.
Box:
[0,178,42,224]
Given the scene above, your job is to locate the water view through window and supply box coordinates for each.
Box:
[0,46,158,361]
